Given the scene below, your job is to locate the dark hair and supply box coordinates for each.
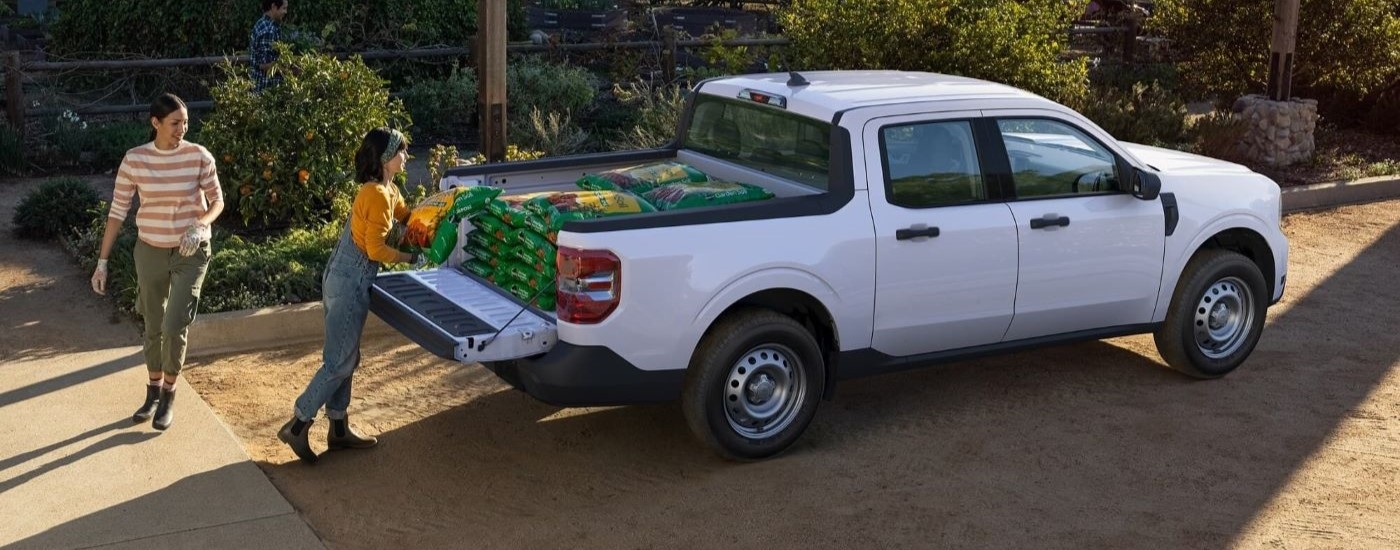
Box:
[354,127,407,183]
[261,0,285,11]
[148,93,187,142]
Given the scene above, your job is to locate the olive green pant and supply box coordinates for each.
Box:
[134,240,211,377]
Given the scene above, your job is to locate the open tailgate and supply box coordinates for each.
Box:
[369,267,557,364]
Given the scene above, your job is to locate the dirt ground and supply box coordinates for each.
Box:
[6,172,1398,549]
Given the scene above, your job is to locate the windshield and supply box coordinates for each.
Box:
[683,95,832,191]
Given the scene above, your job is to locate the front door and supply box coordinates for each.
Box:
[988,116,1166,341]
[866,113,1020,357]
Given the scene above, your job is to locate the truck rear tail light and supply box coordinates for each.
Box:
[556,246,621,324]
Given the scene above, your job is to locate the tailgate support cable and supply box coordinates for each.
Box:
[476,283,552,353]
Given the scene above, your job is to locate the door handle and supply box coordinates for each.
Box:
[1029,215,1070,230]
[896,225,940,240]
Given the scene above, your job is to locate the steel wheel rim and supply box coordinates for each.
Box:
[1193,276,1255,359]
[724,344,806,439]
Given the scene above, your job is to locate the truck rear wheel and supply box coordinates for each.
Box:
[682,308,825,461]
[1154,249,1269,379]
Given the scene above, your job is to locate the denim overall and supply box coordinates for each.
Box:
[293,217,381,422]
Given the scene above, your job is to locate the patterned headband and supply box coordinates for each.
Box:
[381,129,404,163]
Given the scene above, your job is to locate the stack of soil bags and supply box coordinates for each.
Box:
[458,160,777,311]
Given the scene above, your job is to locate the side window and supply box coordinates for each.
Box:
[997,119,1118,198]
[880,120,984,208]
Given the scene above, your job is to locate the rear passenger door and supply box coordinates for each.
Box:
[985,114,1166,340]
[865,112,1020,357]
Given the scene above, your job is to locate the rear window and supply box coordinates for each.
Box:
[683,95,832,190]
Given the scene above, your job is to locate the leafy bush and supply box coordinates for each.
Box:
[609,81,686,150]
[513,108,590,157]
[12,178,102,240]
[1078,81,1188,146]
[402,68,479,137]
[466,145,546,165]
[1188,111,1250,164]
[780,0,1089,106]
[200,45,411,229]
[198,223,340,313]
[0,124,23,176]
[507,57,597,122]
[51,0,528,59]
[1152,0,1400,125]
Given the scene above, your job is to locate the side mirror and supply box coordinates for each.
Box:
[1131,168,1161,201]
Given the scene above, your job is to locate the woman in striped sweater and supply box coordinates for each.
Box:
[90,93,223,431]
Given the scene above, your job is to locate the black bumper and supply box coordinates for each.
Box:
[483,343,685,407]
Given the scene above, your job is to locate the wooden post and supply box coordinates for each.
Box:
[1267,0,1301,101]
[1120,20,1138,65]
[477,0,508,163]
[4,52,24,138]
[663,26,677,83]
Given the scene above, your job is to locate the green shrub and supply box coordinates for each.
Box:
[51,0,528,59]
[609,81,685,150]
[1152,0,1400,125]
[507,57,597,121]
[512,108,591,157]
[780,0,1089,106]
[198,223,340,313]
[1078,81,1188,146]
[1188,111,1250,164]
[65,206,139,311]
[402,68,479,137]
[0,124,23,176]
[200,45,411,229]
[12,178,102,240]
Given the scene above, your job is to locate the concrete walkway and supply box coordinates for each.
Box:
[0,178,323,550]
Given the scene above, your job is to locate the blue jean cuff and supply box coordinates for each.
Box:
[326,410,347,420]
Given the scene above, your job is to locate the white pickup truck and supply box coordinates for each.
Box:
[370,70,1289,460]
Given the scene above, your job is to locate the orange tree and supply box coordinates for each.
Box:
[201,44,411,229]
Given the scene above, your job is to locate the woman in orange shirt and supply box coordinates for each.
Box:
[279,127,413,463]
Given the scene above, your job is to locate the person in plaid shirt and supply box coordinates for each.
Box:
[249,0,289,92]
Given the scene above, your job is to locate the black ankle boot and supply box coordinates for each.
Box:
[327,417,378,450]
[278,417,318,463]
[152,389,175,430]
[132,385,160,422]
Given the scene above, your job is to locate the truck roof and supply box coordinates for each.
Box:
[696,70,1052,122]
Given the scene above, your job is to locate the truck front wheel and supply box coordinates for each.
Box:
[682,308,826,461]
[1154,249,1269,378]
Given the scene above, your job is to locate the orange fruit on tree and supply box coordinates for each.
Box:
[298,169,310,183]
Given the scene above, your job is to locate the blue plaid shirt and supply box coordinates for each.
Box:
[249,15,282,92]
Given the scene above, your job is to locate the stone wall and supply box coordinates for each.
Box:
[1233,95,1319,167]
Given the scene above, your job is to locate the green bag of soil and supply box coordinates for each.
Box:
[514,230,557,261]
[466,229,510,256]
[497,261,555,293]
[508,245,557,276]
[487,192,562,229]
[576,161,709,195]
[524,190,657,233]
[641,180,775,211]
[448,185,503,221]
[472,213,515,242]
[424,217,458,265]
[462,258,494,279]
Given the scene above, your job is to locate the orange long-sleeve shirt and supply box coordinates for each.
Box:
[350,182,410,264]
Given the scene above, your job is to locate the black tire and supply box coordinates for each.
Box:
[682,308,826,461]
[1154,249,1269,379]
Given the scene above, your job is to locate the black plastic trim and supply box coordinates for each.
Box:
[484,343,686,406]
[443,148,676,180]
[973,117,1016,200]
[369,280,460,362]
[562,123,858,233]
[1161,192,1180,236]
[835,323,1162,381]
[1029,216,1071,230]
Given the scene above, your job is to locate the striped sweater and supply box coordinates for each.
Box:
[108,141,223,248]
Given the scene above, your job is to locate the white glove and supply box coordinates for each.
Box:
[178,222,211,257]
[91,259,108,295]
